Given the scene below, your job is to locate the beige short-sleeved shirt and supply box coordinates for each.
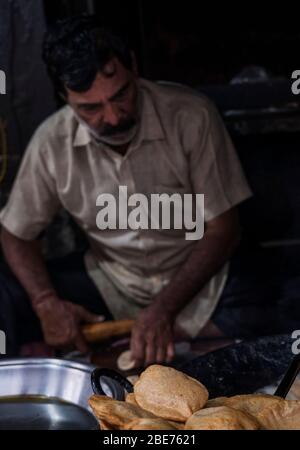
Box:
[0,78,252,337]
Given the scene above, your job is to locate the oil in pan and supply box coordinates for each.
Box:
[0,395,99,430]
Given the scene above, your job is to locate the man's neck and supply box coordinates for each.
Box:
[107,142,130,157]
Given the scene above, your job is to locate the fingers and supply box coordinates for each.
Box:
[144,340,174,367]
[40,301,97,353]
[156,339,167,364]
[166,341,175,363]
[145,335,156,366]
[130,328,145,368]
[131,328,175,368]
[76,305,105,324]
[153,334,174,365]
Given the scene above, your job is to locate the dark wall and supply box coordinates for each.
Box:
[43,1,300,85]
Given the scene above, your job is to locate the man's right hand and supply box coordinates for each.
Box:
[33,292,104,353]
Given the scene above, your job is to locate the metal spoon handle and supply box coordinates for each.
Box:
[91,368,134,400]
[274,353,300,398]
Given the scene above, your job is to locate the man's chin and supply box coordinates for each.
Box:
[95,127,138,146]
[97,135,134,147]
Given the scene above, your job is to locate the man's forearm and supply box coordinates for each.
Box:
[152,209,241,318]
[1,227,56,304]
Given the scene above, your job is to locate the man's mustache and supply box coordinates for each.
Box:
[101,117,137,137]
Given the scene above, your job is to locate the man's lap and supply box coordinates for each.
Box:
[2,244,300,353]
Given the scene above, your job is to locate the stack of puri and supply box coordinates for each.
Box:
[88,364,300,430]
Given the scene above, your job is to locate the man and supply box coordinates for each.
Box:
[0,15,252,364]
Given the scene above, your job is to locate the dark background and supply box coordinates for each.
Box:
[1,0,300,272]
[44,0,300,85]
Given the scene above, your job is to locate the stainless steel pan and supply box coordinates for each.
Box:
[0,358,99,430]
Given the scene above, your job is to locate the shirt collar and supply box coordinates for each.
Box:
[73,117,92,148]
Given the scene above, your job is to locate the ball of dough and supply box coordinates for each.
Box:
[117,350,136,371]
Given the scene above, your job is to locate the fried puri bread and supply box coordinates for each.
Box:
[88,395,157,428]
[123,418,179,430]
[98,420,115,430]
[257,400,300,430]
[134,365,209,422]
[206,394,284,417]
[123,394,184,430]
[125,393,139,406]
[185,406,260,430]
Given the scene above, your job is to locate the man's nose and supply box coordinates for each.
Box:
[103,103,119,127]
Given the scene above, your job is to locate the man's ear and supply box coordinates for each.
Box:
[130,52,139,77]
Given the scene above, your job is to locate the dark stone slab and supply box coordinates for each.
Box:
[180,334,295,398]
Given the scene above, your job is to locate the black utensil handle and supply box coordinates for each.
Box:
[274,353,300,398]
[91,368,134,399]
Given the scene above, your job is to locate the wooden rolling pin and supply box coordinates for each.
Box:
[82,319,134,343]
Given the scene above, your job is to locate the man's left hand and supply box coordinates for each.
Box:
[130,304,175,367]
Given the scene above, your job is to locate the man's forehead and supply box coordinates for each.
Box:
[102,59,118,77]
[66,58,130,103]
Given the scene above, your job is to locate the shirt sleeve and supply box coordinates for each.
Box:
[183,96,252,221]
[0,127,61,240]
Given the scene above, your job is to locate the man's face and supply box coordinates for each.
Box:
[66,57,139,145]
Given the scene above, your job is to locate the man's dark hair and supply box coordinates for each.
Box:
[42,14,133,95]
